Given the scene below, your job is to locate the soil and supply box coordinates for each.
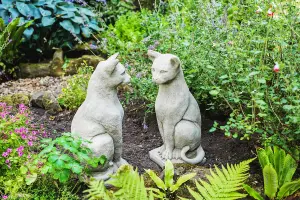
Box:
[30,101,260,173]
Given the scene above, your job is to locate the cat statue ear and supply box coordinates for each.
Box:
[170,56,181,69]
[148,50,161,61]
[103,53,119,75]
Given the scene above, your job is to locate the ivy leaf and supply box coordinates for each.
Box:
[99,155,107,165]
[54,159,66,169]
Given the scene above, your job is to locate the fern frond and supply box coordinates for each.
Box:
[277,178,300,199]
[263,164,278,199]
[84,179,112,200]
[187,158,255,200]
[107,165,150,200]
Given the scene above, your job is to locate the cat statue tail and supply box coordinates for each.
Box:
[180,145,206,165]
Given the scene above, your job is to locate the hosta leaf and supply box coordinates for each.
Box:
[42,16,55,26]
[39,8,52,16]
[79,8,96,16]
[60,20,75,33]
[23,27,34,39]
[16,2,32,17]
[81,26,91,38]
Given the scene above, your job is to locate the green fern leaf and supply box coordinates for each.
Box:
[187,158,255,199]
[187,186,204,200]
[146,169,166,191]
[277,179,300,199]
[84,179,112,200]
[263,164,278,199]
[170,172,196,192]
[242,184,264,200]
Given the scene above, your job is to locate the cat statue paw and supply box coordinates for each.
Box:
[148,50,206,168]
[71,53,131,180]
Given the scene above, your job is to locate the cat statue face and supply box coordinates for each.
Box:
[148,50,181,85]
[94,53,131,87]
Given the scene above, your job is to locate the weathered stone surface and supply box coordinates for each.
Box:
[65,55,104,75]
[42,91,62,115]
[148,50,205,167]
[18,54,104,78]
[50,49,64,77]
[30,91,44,108]
[18,63,51,78]
[71,53,131,180]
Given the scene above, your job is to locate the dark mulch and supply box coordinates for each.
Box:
[30,102,260,173]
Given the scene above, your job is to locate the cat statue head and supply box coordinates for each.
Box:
[147,50,181,85]
[93,53,131,88]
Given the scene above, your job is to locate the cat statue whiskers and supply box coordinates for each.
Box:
[71,53,130,179]
[148,50,205,167]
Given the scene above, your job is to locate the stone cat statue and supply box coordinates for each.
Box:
[71,53,130,179]
[148,50,205,167]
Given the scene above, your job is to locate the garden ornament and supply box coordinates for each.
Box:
[148,50,206,168]
[71,53,130,180]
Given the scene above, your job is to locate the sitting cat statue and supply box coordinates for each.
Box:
[71,53,130,179]
[148,50,205,167]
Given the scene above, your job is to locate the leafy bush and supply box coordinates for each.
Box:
[0,0,100,57]
[85,0,136,25]
[0,18,31,77]
[36,133,107,183]
[0,103,49,198]
[58,65,94,109]
[101,0,300,155]
[243,146,299,200]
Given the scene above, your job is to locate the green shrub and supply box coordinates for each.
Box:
[36,133,107,183]
[0,103,48,198]
[0,0,100,57]
[0,18,31,76]
[101,0,300,155]
[58,65,94,110]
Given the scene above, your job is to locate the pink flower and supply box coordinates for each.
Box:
[18,151,23,157]
[5,159,10,164]
[17,146,24,152]
[273,63,279,73]
[21,134,27,139]
[6,148,12,153]
[28,141,33,146]
[2,152,8,157]
[27,155,31,159]
[2,195,8,199]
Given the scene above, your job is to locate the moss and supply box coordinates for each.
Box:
[0,93,30,106]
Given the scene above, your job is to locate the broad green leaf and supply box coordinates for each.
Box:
[263,164,278,199]
[257,148,269,169]
[54,159,66,169]
[164,160,174,188]
[26,173,37,185]
[243,184,264,200]
[146,169,166,190]
[277,179,300,199]
[48,154,59,163]
[20,166,28,174]
[60,20,75,33]
[41,16,55,26]
[171,173,196,192]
